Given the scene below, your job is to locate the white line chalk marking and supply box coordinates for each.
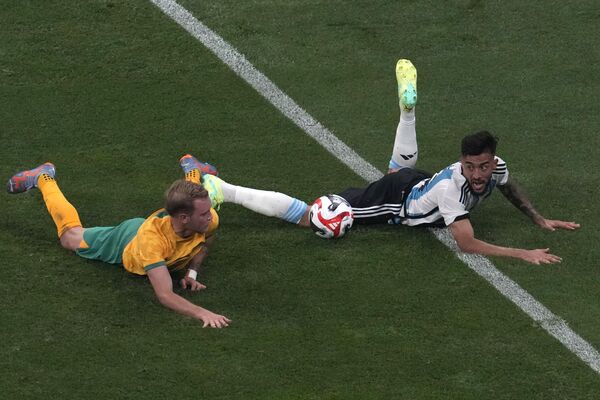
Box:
[150,0,600,374]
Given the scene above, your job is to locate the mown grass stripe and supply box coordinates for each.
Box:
[149,0,380,183]
[150,0,600,374]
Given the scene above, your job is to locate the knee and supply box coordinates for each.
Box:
[59,227,84,251]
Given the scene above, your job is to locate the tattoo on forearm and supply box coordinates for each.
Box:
[498,178,542,222]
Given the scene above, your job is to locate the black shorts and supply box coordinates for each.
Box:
[338,168,432,225]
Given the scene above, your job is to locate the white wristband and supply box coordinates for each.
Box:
[186,269,198,281]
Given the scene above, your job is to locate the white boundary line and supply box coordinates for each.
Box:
[150,0,600,374]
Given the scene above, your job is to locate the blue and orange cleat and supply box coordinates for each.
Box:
[395,59,417,111]
[7,162,56,194]
[179,154,218,177]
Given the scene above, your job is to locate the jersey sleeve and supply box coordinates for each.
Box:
[493,156,509,186]
[135,228,170,272]
[438,181,470,226]
[138,238,167,272]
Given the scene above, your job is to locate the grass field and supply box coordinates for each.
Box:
[2,0,600,398]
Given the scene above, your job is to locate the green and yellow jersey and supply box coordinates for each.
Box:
[76,208,219,275]
[122,208,218,275]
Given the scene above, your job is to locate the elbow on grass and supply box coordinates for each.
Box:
[456,240,477,254]
[155,292,174,307]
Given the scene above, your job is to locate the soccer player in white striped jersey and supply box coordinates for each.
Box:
[187,59,579,265]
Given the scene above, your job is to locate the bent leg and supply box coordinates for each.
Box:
[60,227,85,251]
[388,108,417,172]
[38,174,84,248]
[389,59,418,173]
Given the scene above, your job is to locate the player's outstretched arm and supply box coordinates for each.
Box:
[449,219,562,265]
[529,218,580,232]
[497,177,580,231]
[147,265,231,328]
[180,235,215,291]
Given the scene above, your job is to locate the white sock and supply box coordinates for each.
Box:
[388,108,418,169]
[219,179,308,224]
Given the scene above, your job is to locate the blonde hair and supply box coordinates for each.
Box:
[165,180,208,216]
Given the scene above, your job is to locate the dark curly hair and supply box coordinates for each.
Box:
[461,130,498,156]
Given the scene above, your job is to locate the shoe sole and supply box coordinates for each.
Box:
[395,59,417,110]
[179,154,218,176]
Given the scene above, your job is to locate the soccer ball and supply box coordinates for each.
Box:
[309,194,354,239]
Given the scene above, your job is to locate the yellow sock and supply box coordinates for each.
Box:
[37,174,82,238]
[185,170,201,184]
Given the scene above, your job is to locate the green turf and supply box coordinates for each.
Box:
[1,0,599,398]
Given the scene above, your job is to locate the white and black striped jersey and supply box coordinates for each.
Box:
[400,156,509,226]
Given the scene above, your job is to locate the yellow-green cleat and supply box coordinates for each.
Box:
[201,174,224,210]
[395,59,417,111]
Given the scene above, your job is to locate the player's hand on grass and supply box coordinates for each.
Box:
[180,277,206,291]
[199,310,231,329]
[537,218,580,232]
[520,248,562,265]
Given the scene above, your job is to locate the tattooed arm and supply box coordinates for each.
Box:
[497,177,580,231]
[497,176,543,224]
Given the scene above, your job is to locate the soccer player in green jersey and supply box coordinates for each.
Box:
[7,164,231,328]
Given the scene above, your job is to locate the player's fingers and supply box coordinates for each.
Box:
[181,279,188,289]
[540,222,555,231]
[554,221,579,230]
[542,255,561,264]
[202,320,208,328]
[528,257,540,265]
